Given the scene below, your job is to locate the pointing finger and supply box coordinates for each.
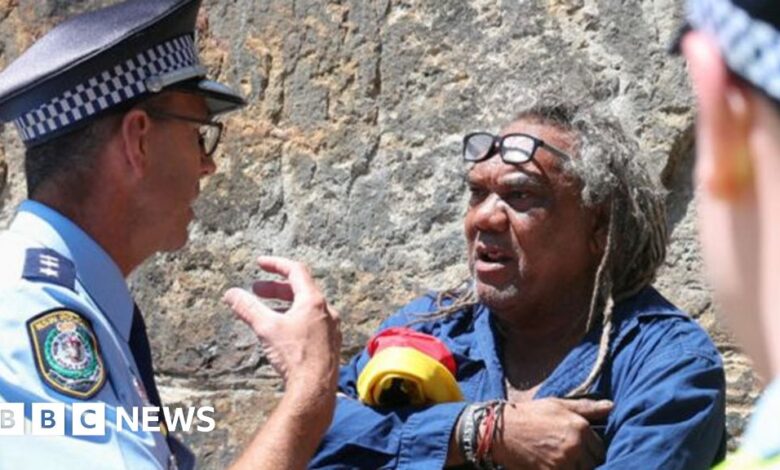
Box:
[558,399,613,421]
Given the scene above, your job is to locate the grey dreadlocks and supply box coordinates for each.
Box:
[419,103,668,396]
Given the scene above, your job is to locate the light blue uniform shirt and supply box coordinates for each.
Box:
[742,379,780,461]
[0,201,178,469]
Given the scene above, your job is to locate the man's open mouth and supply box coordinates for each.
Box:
[476,245,514,264]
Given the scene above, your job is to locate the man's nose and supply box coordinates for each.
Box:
[473,193,509,232]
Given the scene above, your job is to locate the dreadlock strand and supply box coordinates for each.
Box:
[406,284,478,326]
[569,201,617,396]
[569,297,615,397]
[585,200,615,333]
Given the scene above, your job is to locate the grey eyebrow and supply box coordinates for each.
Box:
[500,172,545,188]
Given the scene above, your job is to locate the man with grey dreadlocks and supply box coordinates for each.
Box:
[312,104,725,470]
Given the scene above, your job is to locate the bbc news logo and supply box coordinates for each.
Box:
[0,403,215,436]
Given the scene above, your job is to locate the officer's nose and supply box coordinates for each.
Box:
[200,151,217,177]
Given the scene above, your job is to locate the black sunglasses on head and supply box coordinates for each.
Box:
[463,132,571,164]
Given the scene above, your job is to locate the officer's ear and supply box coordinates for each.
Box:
[683,31,754,201]
[119,108,153,177]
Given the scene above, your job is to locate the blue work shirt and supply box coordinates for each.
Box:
[0,201,185,469]
[312,287,726,469]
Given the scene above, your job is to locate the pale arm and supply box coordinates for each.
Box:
[224,256,341,470]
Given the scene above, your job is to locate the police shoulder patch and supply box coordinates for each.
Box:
[26,309,106,399]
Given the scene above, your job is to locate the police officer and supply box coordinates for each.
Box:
[673,0,780,468]
[0,1,341,469]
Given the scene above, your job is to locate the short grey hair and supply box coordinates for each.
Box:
[24,115,122,200]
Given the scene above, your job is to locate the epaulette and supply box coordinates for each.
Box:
[22,248,76,292]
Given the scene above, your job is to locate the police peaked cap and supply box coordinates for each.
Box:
[672,0,780,104]
[0,0,246,147]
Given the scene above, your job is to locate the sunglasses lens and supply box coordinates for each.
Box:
[464,133,495,161]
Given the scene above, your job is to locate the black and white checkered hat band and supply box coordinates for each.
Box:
[13,34,203,143]
[687,0,780,101]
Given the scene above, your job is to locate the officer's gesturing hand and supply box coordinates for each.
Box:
[223,256,341,470]
[224,256,341,392]
[493,398,612,470]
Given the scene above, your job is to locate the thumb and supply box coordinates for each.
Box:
[223,287,278,338]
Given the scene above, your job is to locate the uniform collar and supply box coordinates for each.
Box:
[9,200,134,340]
[742,379,780,459]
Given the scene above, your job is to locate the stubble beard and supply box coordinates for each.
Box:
[468,259,525,312]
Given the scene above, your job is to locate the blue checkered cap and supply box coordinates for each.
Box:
[684,0,780,101]
[14,35,204,144]
[0,0,245,147]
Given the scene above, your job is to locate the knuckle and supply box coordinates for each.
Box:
[546,398,564,410]
[232,294,252,314]
[309,294,326,310]
[569,417,588,434]
[561,425,576,441]
[293,261,311,276]
[250,318,270,337]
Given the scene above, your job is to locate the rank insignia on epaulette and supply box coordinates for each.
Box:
[22,248,76,291]
[27,309,106,399]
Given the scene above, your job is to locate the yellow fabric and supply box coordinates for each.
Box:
[714,452,780,469]
[357,346,463,406]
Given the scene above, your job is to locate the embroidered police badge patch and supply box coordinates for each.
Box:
[27,309,106,399]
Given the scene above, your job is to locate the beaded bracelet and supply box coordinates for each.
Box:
[456,400,506,470]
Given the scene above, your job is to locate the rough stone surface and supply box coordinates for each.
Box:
[0,0,763,465]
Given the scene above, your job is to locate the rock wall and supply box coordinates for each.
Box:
[0,0,762,467]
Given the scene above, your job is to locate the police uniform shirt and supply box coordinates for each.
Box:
[0,200,179,469]
[715,380,780,469]
[743,379,780,459]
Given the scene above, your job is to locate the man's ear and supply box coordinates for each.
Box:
[119,109,152,178]
[683,31,754,201]
[588,203,609,257]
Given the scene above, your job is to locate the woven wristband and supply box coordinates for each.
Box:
[482,400,506,470]
[457,403,479,464]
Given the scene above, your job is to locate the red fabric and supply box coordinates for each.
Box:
[366,327,457,374]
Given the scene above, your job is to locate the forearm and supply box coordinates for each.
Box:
[230,379,336,470]
[445,416,465,467]
[223,256,342,470]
